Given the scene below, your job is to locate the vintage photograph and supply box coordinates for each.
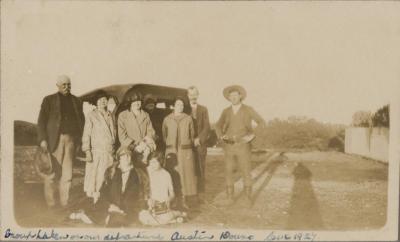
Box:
[1,1,400,241]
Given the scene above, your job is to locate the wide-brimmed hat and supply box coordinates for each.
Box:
[34,148,53,175]
[223,85,247,101]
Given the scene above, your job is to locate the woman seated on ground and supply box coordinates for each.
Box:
[70,147,143,227]
[139,152,187,226]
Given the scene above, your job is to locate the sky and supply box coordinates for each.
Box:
[2,1,400,125]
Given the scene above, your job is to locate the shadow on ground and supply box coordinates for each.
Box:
[286,162,324,230]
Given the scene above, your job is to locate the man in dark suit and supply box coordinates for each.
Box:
[187,86,210,199]
[37,75,84,207]
[215,85,265,207]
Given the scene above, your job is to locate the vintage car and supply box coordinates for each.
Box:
[14,84,217,184]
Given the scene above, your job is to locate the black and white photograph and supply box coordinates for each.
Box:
[1,1,400,241]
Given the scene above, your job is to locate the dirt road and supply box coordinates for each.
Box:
[14,149,387,230]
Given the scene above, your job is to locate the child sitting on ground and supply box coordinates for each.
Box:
[138,152,187,226]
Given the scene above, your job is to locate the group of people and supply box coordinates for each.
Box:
[36,75,265,226]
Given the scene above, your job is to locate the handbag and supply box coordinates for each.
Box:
[152,201,169,215]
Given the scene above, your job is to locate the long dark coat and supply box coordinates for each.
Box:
[189,104,210,155]
[37,92,84,152]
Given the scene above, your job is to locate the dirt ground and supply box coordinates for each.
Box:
[14,148,387,230]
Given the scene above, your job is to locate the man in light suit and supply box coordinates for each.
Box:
[215,85,265,207]
[187,86,210,199]
[37,75,84,207]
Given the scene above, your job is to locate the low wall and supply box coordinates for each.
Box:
[345,127,389,162]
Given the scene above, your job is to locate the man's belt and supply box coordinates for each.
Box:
[166,144,193,149]
[221,134,255,145]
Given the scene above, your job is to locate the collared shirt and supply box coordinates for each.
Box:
[120,165,133,193]
[231,103,242,115]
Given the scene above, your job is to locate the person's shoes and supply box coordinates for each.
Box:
[69,210,93,224]
[79,212,93,224]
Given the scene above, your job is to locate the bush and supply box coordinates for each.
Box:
[372,105,389,128]
[328,136,344,152]
[14,120,38,146]
[262,116,345,151]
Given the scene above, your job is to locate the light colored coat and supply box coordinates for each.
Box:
[82,109,116,153]
[118,109,155,148]
[162,113,195,151]
[162,113,197,196]
[82,109,116,200]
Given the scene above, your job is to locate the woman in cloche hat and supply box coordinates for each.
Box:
[81,90,117,204]
[117,92,156,152]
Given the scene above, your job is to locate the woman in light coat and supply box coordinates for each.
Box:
[118,92,156,151]
[82,92,117,203]
[117,92,156,203]
[162,97,197,208]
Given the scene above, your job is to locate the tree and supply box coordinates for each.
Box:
[372,105,389,128]
[352,111,372,127]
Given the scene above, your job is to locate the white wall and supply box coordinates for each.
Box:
[345,127,389,162]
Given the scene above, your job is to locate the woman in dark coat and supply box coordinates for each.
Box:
[70,148,143,227]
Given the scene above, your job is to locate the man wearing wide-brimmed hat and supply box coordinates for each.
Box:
[215,85,265,207]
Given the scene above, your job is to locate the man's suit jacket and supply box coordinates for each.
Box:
[190,104,210,154]
[37,92,84,152]
[215,104,265,140]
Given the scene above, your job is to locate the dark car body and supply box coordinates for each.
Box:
[15,84,217,184]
